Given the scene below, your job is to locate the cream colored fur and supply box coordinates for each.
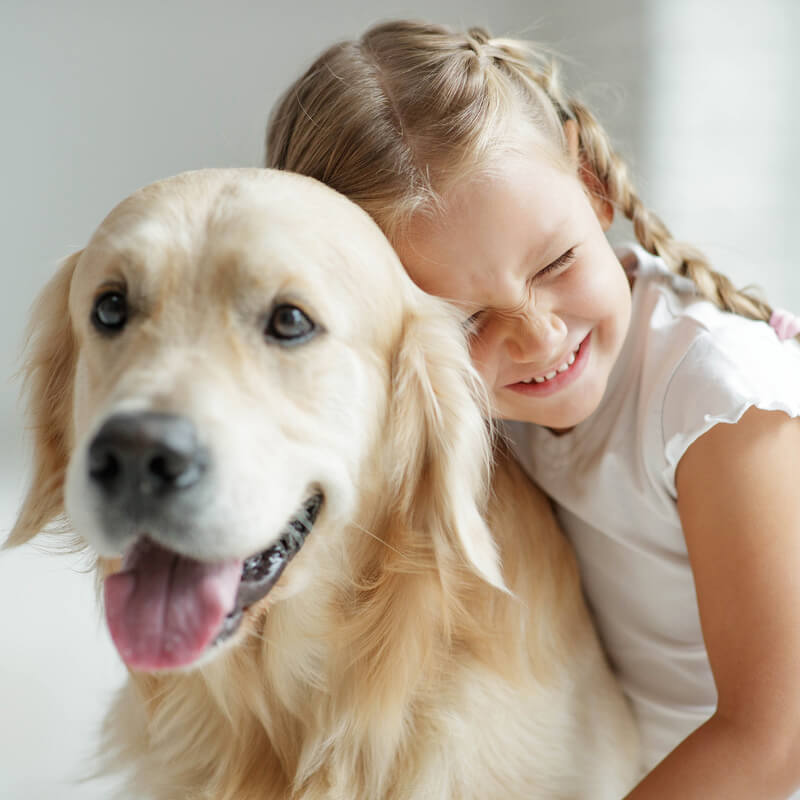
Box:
[8,169,640,798]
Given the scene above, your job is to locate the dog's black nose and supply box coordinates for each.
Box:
[88,412,206,497]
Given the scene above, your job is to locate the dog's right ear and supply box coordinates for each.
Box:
[386,297,506,591]
[4,251,81,549]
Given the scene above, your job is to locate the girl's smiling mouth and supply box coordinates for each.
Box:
[505,333,591,397]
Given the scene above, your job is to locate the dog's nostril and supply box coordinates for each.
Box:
[148,455,170,480]
[88,446,121,487]
[146,452,199,488]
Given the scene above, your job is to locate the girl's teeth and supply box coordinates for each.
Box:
[525,347,579,385]
[556,352,576,374]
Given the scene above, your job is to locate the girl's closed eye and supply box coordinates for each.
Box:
[462,248,577,337]
[536,247,577,280]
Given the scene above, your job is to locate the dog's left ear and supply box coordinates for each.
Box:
[387,297,506,591]
[4,251,81,549]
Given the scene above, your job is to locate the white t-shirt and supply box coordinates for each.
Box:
[506,244,800,773]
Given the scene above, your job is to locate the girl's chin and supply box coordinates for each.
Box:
[494,382,605,430]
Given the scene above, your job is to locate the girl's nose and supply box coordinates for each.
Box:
[503,309,568,363]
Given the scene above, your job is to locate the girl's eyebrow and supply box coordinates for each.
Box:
[522,226,571,270]
[459,280,533,320]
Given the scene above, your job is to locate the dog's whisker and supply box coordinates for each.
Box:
[350,522,406,557]
[250,628,309,667]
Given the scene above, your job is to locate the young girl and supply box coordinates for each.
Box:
[265,20,800,798]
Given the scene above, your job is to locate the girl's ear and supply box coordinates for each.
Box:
[564,118,615,231]
[385,299,506,591]
[4,251,81,549]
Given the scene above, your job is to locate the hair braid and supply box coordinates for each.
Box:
[472,34,773,326]
[266,20,783,334]
[566,98,773,323]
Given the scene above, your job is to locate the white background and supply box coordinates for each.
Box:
[1,1,798,797]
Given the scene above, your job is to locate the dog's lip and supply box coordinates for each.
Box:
[212,490,324,646]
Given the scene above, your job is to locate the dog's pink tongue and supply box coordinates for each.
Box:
[104,539,243,672]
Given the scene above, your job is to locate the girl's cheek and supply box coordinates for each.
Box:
[568,254,628,318]
[562,257,601,307]
[469,335,498,386]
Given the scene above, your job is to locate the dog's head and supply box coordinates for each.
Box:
[8,169,503,672]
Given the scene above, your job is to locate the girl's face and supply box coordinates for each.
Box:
[395,150,632,430]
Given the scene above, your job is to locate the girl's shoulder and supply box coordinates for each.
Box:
[617,243,800,493]
[618,241,800,369]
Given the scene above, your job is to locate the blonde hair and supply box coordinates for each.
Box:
[267,19,772,324]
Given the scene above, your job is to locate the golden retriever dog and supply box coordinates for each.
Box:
[7,169,639,799]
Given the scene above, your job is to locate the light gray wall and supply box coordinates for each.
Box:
[1,0,649,454]
[4,1,799,454]
[1,2,797,798]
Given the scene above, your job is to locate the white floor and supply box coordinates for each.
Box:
[0,449,127,800]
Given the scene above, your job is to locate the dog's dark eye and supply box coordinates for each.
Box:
[265,304,316,344]
[92,291,128,332]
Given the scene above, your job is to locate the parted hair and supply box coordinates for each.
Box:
[266,19,773,324]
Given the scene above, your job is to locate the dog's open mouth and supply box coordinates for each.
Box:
[103,492,323,672]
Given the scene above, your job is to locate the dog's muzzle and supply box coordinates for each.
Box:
[87,411,325,672]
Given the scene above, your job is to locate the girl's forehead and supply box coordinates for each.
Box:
[397,163,579,300]
[434,153,580,247]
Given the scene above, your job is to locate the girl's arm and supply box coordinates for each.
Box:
[625,406,800,799]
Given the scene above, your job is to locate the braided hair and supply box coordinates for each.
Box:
[267,19,773,324]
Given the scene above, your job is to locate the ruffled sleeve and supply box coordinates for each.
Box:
[660,314,800,497]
